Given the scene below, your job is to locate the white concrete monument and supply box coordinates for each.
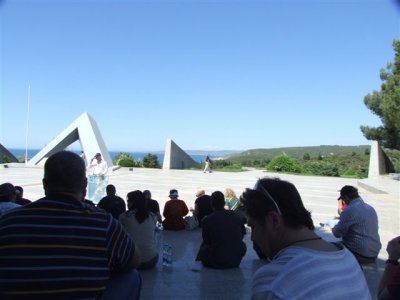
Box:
[28,112,113,167]
[163,139,199,170]
[368,141,387,178]
[0,144,18,163]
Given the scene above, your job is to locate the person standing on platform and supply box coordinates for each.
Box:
[88,153,108,178]
[204,155,212,173]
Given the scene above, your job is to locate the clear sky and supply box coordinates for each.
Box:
[0,0,399,151]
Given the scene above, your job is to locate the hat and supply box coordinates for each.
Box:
[95,153,101,157]
[0,183,16,200]
[169,189,179,198]
[338,185,358,200]
[195,188,205,197]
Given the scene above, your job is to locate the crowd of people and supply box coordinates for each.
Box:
[0,150,398,299]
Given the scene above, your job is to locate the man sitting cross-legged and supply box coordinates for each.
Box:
[0,151,141,300]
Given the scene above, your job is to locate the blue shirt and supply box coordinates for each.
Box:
[332,197,381,257]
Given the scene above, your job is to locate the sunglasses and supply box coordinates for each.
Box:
[253,179,282,216]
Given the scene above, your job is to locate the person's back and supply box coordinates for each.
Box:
[162,189,188,231]
[120,210,157,269]
[0,151,140,299]
[332,186,381,262]
[201,209,246,268]
[97,194,126,219]
[195,194,213,225]
[197,191,246,269]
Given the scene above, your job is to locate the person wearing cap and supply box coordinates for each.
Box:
[162,189,189,230]
[88,153,108,176]
[241,178,371,299]
[0,183,21,215]
[332,185,381,264]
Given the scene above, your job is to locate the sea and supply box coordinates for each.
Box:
[9,149,212,163]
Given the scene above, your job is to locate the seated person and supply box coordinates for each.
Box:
[143,190,162,224]
[332,185,381,264]
[0,183,21,215]
[190,189,212,226]
[0,151,141,299]
[320,197,348,228]
[120,190,159,270]
[162,189,189,230]
[97,184,126,219]
[224,188,240,211]
[14,186,32,205]
[196,191,246,269]
[242,178,371,299]
[378,236,400,300]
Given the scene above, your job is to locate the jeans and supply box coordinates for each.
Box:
[103,269,141,300]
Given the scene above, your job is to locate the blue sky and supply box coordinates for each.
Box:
[0,0,399,151]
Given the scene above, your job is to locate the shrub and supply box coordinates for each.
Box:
[142,153,161,168]
[114,152,141,167]
[303,153,311,160]
[303,161,339,177]
[267,155,302,173]
[118,158,133,167]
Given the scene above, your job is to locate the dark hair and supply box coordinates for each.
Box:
[127,190,149,224]
[211,191,225,210]
[44,151,86,194]
[106,184,116,195]
[241,178,314,230]
[0,183,16,202]
[143,190,151,198]
[15,186,23,193]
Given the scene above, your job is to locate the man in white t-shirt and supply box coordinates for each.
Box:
[240,178,371,300]
[88,153,108,177]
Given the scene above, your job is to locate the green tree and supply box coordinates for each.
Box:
[267,154,302,173]
[114,152,141,167]
[303,153,311,160]
[142,153,161,168]
[361,40,400,150]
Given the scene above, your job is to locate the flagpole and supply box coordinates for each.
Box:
[25,85,30,164]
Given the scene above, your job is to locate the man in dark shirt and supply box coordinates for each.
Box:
[0,151,141,299]
[14,186,32,205]
[143,190,162,223]
[97,184,126,219]
[196,191,247,269]
[192,189,213,226]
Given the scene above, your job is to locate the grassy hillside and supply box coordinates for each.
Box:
[224,145,370,162]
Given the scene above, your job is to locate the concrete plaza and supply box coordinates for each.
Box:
[1,164,399,299]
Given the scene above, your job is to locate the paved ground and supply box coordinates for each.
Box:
[1,164,399,299]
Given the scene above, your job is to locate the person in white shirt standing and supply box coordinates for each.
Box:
[88,153,108,178]
[241,178,371,300]
[87,153,108,202]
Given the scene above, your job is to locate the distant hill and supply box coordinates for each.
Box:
[223,145,370,162]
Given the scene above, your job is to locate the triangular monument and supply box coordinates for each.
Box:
[368,140,395,178]
[28,112,113,167]
[163,139,199,170]
[0,144,18,163]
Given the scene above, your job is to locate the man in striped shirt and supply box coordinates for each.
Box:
[332,185,381,264]
[0,151,141,299]
[241,178,371,300]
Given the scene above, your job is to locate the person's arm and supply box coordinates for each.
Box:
[378,236,400,300]
[331,210,352,238]
[182,201,189,216]
[163,201,169,218]
[106,215,141,272]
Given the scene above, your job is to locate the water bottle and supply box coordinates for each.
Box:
[162,244,172,267]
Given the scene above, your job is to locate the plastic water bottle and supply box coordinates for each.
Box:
[162,244,172,267]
